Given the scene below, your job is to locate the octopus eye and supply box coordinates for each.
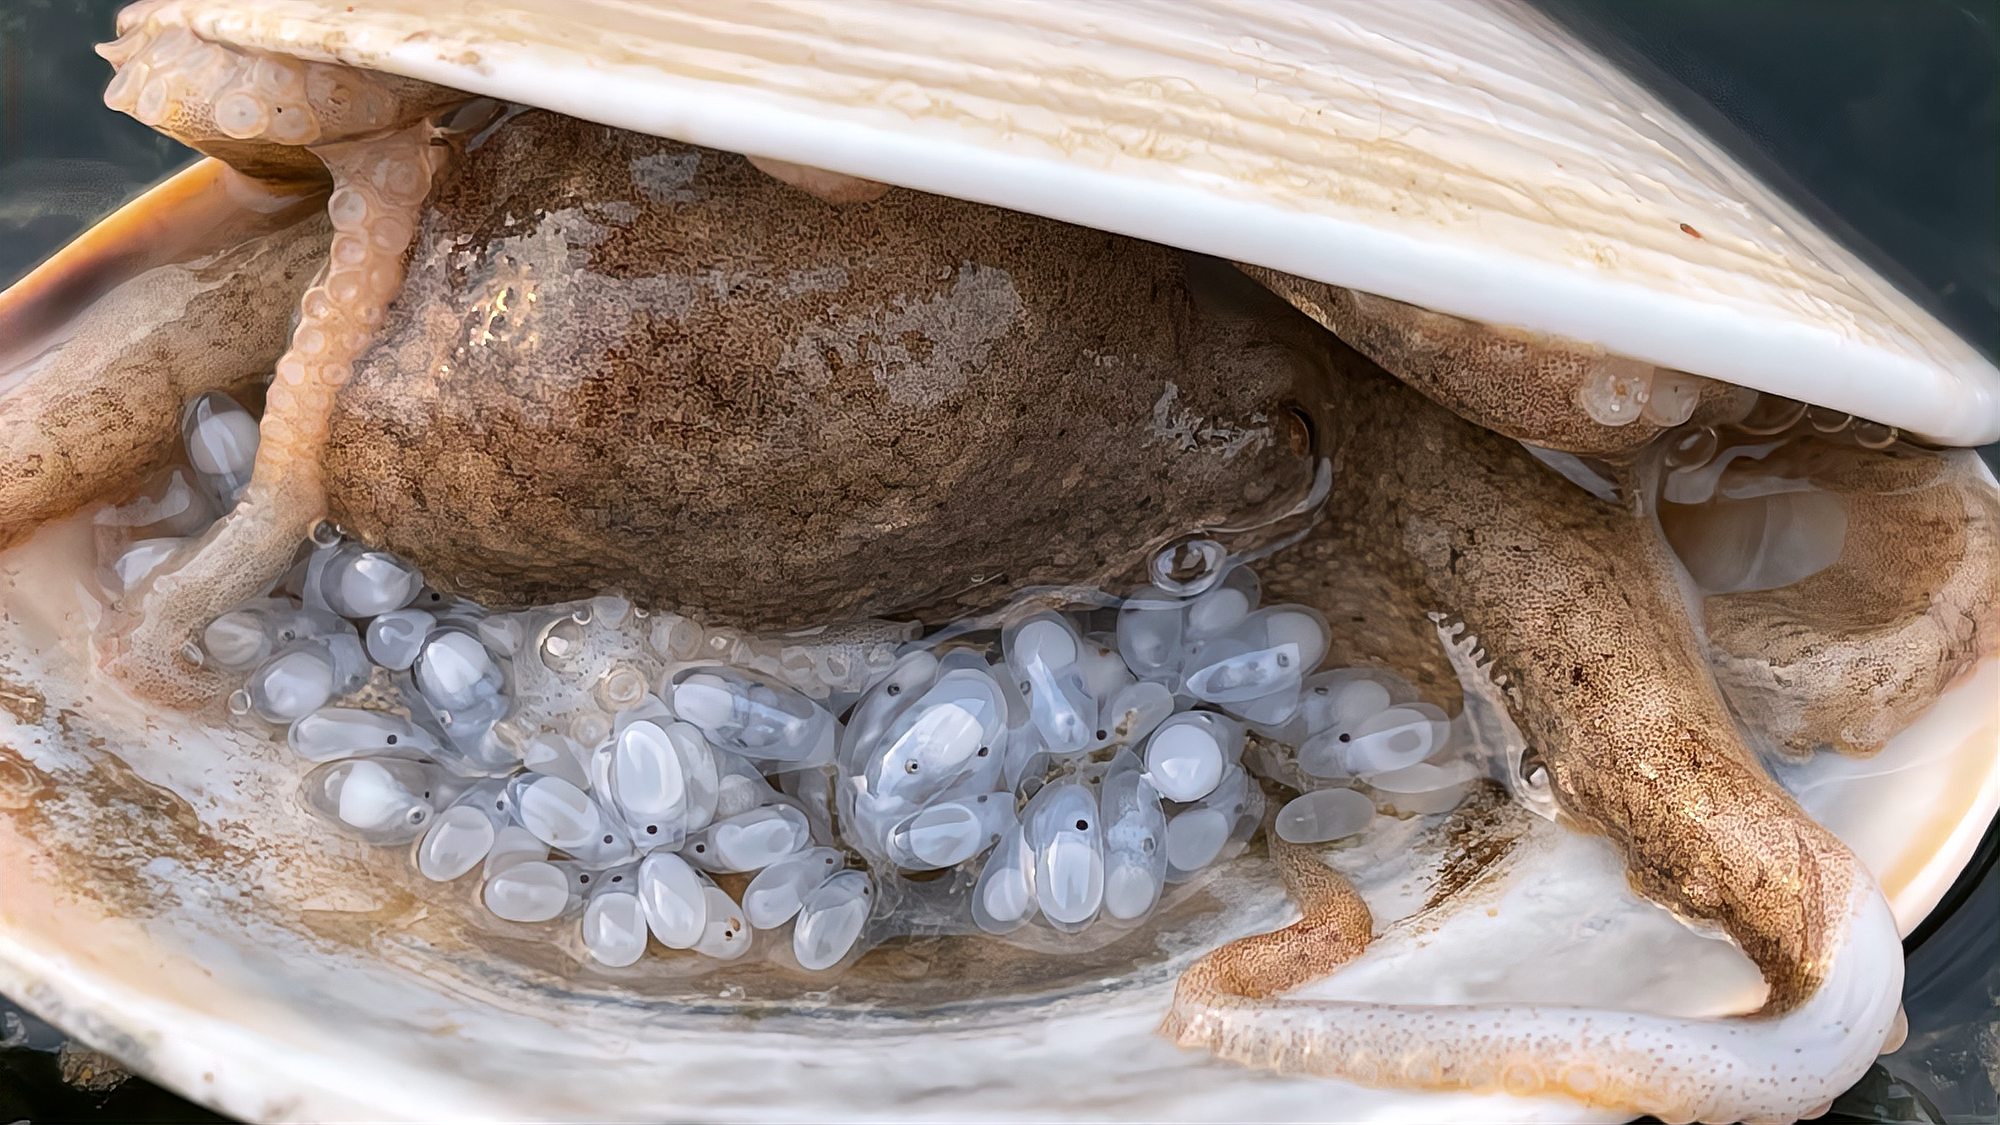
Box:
[1283,403,1315,456]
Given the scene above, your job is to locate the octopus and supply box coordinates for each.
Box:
[0,9,1995,1125]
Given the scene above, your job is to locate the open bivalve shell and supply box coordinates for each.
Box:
[1,2,1996,1124]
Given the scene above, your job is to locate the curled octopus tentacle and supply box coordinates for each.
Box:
[0,162,327,549]
[1182,340,1908,1124]
[89,19,461,705]
[1162,835,1374,1032]
[1663,437,2000,755]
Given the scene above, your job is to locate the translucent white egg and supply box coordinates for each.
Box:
[1300,703,1448,777]
[889,793,1014,871]
[971,824,1036,934]
[323,549,423,618]
[793,870,871,971]
[743,847,842,930]
[1186,586,1249,638]
[1166,762,1262,885]
[336,759,428,832]
[364,608,434,671]
[1003,614,1098,755]
[1275,787,1376,844]
[864,668,1006,803]
[202,608,276,671]
[288,706,437,762]
[1143,718,1226,802]
[663,724,723,833]
[413,629,504,713]
[416,804,497,881]
[1181,605,1326,723]
[636,852,706,948]
[836,649,941,776]
[669,667,835,767]
[1099,765,1167,921]
[1183,640,1302,705]
[1116,585,1188,683]
[483,860,571,923]
[513,775,603,850]
[247,644,338,723]
[1163,807,1230,873]
[1011,616,1080,668]
[581,889,649,968]
[686,805,811,873]
[1024,781,1103,930]
[611,720,686,818]
[181,390,259,504]
[299,757,437,845]
[1183,565,1260,638]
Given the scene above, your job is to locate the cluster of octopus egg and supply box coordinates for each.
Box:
[101,390,1480,973]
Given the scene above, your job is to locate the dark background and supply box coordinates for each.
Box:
[0,1,1995,1122]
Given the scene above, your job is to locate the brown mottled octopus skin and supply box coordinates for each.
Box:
[0,204,328,548]
[1255,339,1853,1012]
[1242,267,1755,457]
[1684,440,2000,756]
[324,112,1322,631]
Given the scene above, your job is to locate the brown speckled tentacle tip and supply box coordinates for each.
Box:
[1163,836,1374,1035]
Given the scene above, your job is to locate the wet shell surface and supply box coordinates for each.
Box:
[2,2,1998,1124]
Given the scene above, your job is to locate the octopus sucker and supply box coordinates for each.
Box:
[86,30,455,705]
[3,4,1998,1122]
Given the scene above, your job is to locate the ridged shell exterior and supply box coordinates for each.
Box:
[122,0,2000,443]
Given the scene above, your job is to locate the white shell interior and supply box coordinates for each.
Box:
[143,0,2000,443]
[2,508,1995,1122]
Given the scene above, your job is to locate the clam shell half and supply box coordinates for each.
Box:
[124,0,2000,443]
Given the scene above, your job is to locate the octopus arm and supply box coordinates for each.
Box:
[1239,266,1753,457]
[0,161,327,548]
[102,125,449,706]
[82,20,467,705]
[1167,856,1899,1125]
[1682,442,2000,755]
[1225,354,1907,1123]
